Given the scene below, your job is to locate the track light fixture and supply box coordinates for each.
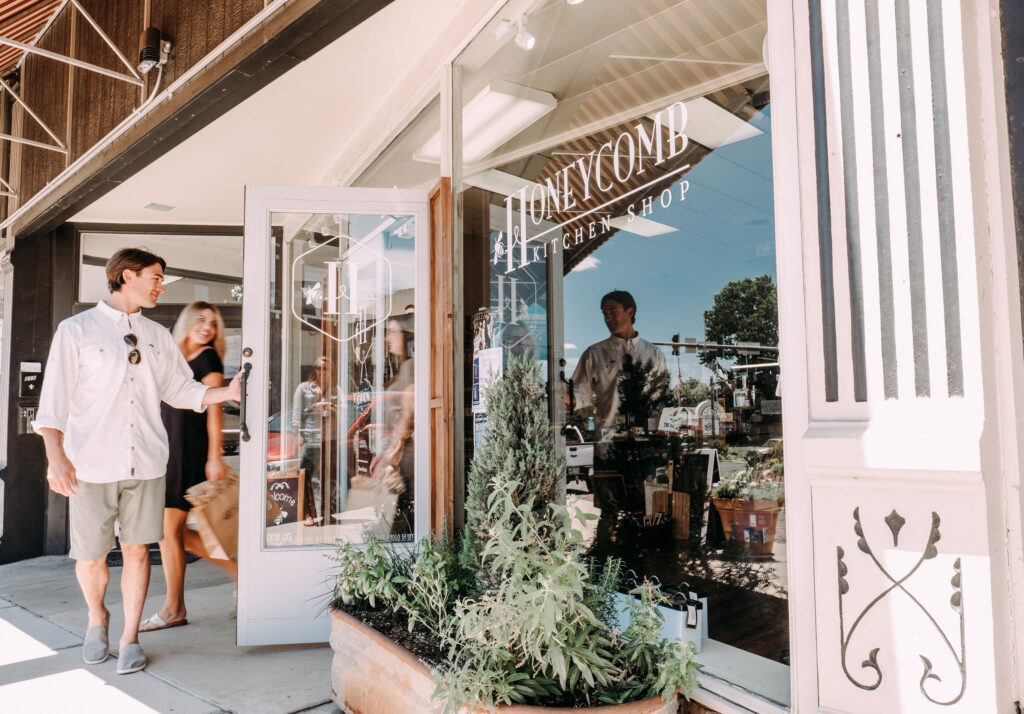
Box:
[495,15,535,51]
[513,17,535,50]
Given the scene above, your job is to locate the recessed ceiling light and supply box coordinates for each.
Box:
[144,202,174,212]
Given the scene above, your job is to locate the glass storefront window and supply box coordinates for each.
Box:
[78,232,243,304]
[263,211,417,547]
[456,0,786,695]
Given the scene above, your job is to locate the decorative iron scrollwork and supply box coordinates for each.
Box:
[837,507,966,705]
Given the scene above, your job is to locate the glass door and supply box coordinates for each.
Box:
[237,185,429,645]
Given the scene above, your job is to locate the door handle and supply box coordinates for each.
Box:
[239,362,252,443]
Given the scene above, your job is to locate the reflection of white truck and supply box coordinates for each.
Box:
[564,425,594,488]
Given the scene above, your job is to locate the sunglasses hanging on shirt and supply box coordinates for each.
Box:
[124,333,141,365]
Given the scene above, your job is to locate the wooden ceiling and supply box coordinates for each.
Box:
[0,0,63,79]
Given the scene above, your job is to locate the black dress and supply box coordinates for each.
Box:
[161,348,223,511]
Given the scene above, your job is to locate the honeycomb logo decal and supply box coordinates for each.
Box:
[290,232,393,344]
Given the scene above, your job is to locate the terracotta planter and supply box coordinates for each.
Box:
[330,608,679,714]
[711,497,781,556]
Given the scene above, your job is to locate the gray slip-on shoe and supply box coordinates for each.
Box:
[115,643,147,674]
[82,623,109,664]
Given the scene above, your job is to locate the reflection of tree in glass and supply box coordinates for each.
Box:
[673,377,712,407]
[616,354,671,427]
[702,275,778,396]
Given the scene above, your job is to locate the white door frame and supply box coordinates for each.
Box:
[768,1,1024,712]
[237,184,430,645]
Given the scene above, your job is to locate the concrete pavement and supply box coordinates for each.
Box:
[0,555,342,713]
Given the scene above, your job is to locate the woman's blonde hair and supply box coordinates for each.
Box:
[307,355,330,383]
[171,301,226,359]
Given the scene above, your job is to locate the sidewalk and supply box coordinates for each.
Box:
[0,555,342,713]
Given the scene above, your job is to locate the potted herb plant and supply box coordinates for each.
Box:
[328,356,700,713]
[710,444,784,557]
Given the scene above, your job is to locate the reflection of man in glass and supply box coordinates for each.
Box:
[572,290,667,449]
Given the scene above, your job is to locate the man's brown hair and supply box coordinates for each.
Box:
[600,289,637,324]
[105,248,166,293]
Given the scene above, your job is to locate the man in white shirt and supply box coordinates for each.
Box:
[33,248,242,675]
[572,290,667,455]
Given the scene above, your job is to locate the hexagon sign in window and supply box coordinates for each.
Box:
[291,232,394,345]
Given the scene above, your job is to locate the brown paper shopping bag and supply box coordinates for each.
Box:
[185,470,239,560]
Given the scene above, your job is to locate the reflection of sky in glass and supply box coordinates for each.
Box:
[346,213,416,292]
[563,107,774,382]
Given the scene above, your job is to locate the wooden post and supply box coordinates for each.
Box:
[428,177,454,533]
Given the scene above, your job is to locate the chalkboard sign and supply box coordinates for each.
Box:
[672,451,718,493]
[267,470,308,525]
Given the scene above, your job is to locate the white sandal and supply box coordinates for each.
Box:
[138,611,188,632]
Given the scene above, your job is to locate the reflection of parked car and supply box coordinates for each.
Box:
[228,394,405,465]
[746,438,783,466]
[224,407,298,462]
[563,425,594,489]
[268,412,298,462]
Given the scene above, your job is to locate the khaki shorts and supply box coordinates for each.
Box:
[69,477,166,561]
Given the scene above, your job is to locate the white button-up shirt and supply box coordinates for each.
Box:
[572,332,668,439]
[32,300,209,484]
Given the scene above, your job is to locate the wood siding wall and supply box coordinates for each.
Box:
[12,0,264,208]
[0,228,77,563]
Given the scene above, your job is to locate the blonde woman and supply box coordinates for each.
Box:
[140,301,235,631]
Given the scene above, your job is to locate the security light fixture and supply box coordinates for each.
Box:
[138,27,161,73]
[138,29,171,75]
